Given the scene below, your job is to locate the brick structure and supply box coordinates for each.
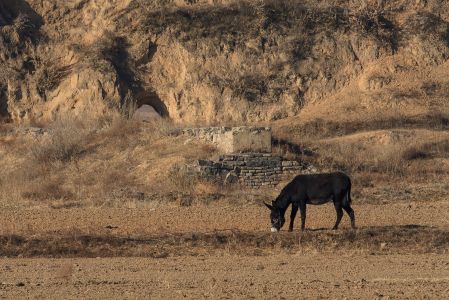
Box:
[183,126,271,154]
[185,126,315,188]
[195,153,315,188]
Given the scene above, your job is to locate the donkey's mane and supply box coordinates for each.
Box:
[273,189,291,211]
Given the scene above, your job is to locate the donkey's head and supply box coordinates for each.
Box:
[264,201,285,232]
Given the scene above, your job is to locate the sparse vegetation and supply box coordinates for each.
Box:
[402,139,449,161]
[0,0,448,208]
[1,2,449,299]
[278,112,449,140]
[30,115,92,163]
[0,113,220,207]
[1,225,449,257]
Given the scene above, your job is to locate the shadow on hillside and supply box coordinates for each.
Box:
[0,0,42,27]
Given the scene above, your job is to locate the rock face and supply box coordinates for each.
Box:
[1,0,449,123]
[183,126,271,154]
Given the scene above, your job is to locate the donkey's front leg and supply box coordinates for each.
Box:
[288,203,298,232]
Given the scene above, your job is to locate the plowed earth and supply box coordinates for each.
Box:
[1,200,449,299]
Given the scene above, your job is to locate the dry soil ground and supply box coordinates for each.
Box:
[1,254,449,299]
[1,200,449,299]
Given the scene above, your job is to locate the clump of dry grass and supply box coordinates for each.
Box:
[402,139,449,161]
[167,164,200,193]
[29,115,94,163]
[21,179,74,202]
[165,162,229,206]
[34,60,72,98]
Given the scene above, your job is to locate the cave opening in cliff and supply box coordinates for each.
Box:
[135,90,168,118]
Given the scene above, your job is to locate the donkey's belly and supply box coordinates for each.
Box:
[307,198,332,205]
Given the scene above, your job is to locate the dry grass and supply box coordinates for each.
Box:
[276,112,449,140]
[0,113,219,207]
[402,139,449,161]
[2,111,448,208]
[22,179,75,202]
[273,110,449,175]
[29,115,95,163]
[270,124,449,204]
[311,137,449,176]
[314,142,406,175]
[1,225,448,258]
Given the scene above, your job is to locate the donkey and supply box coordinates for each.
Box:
[264,171,356,232]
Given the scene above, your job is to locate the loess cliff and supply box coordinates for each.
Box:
[1,0,448,125]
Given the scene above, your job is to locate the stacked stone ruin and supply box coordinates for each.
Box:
[197,153,311,187]
[184,126,315,188]
[183,126,272,154]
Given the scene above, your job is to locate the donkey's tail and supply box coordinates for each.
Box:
[343,182,352,206]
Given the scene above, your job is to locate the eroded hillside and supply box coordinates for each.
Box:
[1,0,448,124]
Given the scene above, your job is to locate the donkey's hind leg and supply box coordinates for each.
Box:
[299,202,307,231]
[332,199,343,230]
[343,205,356,229]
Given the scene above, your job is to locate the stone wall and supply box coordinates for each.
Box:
[183,126,271,154]
[195,153,316,188]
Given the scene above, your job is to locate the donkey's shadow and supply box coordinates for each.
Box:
[299,224,431,233]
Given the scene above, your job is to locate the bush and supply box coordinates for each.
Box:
[402,139,449,161]
[167,163,200,193]
[30,115,93,163]
[22,180,74,201]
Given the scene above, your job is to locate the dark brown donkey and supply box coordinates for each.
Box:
[264,171,356,232]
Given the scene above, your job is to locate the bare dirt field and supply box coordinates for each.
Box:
[2,254,449,299]
[2,200,449,236]
[1,200,449,299]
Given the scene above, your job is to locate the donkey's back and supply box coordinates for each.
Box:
[287,171,351,205]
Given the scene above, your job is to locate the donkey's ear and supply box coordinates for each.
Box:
[264,202,273,210]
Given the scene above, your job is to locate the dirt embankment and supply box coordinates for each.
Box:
[1,0,449,124]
